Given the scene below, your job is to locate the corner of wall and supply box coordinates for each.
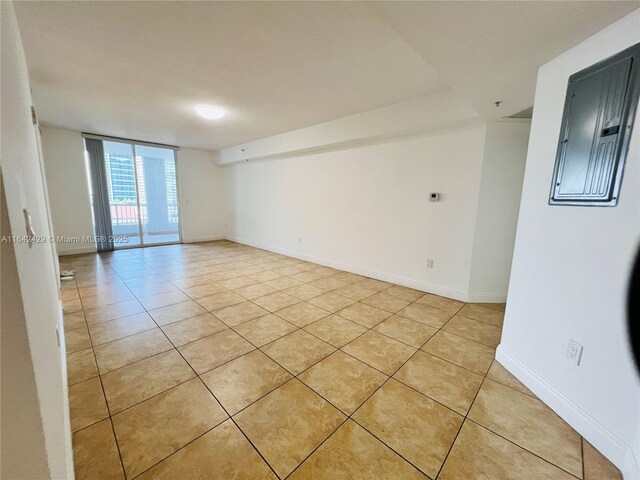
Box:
[467,120,531,301]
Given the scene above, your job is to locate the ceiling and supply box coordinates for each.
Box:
[14,1,639,151]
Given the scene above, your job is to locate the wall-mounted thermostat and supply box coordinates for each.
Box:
[429,192,440,202]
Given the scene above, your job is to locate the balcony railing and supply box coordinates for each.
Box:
[110,203,179,238]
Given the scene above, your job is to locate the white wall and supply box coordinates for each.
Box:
[468,121,530,296]
[40,127,227,253]
[498,10,640,478]
[227,122,527,301]
[1,177,50,480]
[1,2,74,477]
[40,126,95,255]
[177,148,228,243]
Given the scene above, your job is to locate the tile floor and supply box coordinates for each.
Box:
[60,240,621,480]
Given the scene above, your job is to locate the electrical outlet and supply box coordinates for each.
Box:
[566,339,583,366]
[426,258,434,268]
[298,237,302,244]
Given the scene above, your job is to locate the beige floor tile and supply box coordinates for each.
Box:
[342,331,416,375]
[62,288,81,302]
[246,270,283,283]
[80,290,136,310]
[333,282,379,301]
[355,278,390,292]
[274,265,305,276]
[112,378,228,478]
[415,293,465,315]
[94,328,173,374]
[63,297,84,314]
[101,350,195,414]
[308,276,349,291]
[201,350,292,415]
[128,282,180,299]
[483,302,507,312]
[458,303,505,327]
[233,282,279,300]
[64,310,87,331]
[337,302,392,328]
[63,244,589,480]
[468,379,582,477]
[139,290,191,310]
[275,301,330,327]
[65,326,92,353]
[264,276,304,290]
[394,351,483,415]
[373,315,438,347]
[235,379,345,478]
[73,419,124,480]
[299,351,387,414]
[354,379,463,478]
[329,271,364,284]
[583,439,622,480]
[233,313,298,346]
[67,348,99,385]
[486,360,535,397]
[179,281,226,299]
[196,290,245,312]
[69,377,109,432]
[397,302,453,328]
[88,312,156,345]
[84,299,145,326]
[290,420,426,480]
[284,283,325,301]
[361,291,412,313]
[442,315,502,347]
[308,292,356,313]
[214,301,269,326]
[253,291,300,312]
[292,270,326,283]
[422,331,495,374]
[161,313,226,346]
[304,314,367,348]
[439,421,577,480]
[149,300,206,326]
[206,270,244,282]
[262,330,336,375]
[383,285,425,302]
[179,328,254,374]
[124,275,168,288]
[136,420,277,480]
[170,274,216,290]
[217,275,259,289]
[161,269,205,282]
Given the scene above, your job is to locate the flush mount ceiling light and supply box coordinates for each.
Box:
[196,105,225,120]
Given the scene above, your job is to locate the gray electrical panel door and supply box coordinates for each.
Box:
[550,43,640,206]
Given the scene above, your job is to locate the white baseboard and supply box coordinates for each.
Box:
[182,235,226,244]
[496,346,639,480]
[57,245,97,256]
[226,236,506,303]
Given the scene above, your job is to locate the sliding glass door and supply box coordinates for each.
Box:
[134,145,180,245]
[88,136,181,250]
[103,141,142,247]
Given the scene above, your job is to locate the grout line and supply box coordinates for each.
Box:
[464,418,582,480]
[581,436,586,480]
[63,241,521,479]
[72,276,128,480]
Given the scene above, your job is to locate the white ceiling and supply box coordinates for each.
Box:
[14,1,639,151]
[376,1,640,120]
